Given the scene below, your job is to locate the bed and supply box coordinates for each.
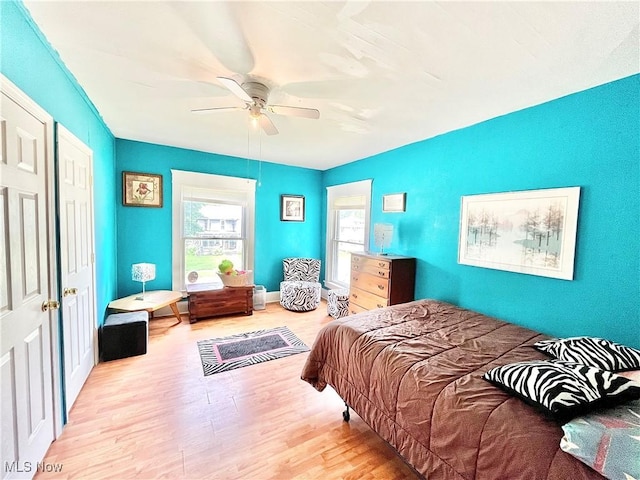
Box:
[301,299,605,479]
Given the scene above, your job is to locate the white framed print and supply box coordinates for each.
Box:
[382,193,406,212]
[458,186,581,280]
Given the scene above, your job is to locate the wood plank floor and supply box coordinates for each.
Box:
[37,301,418,479]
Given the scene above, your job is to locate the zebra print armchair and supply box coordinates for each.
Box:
[279,258,321,312]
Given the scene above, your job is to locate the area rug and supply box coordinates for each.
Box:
[197,326,309,376]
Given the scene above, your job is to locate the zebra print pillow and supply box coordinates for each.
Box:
[483,360,640,420]
[534,337,640,372]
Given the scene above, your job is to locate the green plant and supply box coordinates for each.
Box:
[218,259,234,273]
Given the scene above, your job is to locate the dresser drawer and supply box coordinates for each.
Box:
[351,271,390,298]
[351,256,391,278]
[350,287,389,311]
[348,302,368,315]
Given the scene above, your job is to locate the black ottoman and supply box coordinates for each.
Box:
[101,311,148,361]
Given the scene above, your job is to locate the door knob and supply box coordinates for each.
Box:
[63,287,78,297]
[41,300,60,312]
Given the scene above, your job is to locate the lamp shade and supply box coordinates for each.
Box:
[132,263,156,283]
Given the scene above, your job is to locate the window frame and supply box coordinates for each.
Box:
[171,170,256,293]
[325,180,372,291]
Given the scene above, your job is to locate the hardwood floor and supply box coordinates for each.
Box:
[37,301,418,479]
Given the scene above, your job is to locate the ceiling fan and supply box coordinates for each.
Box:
[192,77,320,135]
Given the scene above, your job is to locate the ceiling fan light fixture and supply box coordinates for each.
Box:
[248,104,262,119]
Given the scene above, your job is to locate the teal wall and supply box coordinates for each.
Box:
[1,1,117,323]
[115,139,322,296]
[4,0,637,352]
[323,75,639,349]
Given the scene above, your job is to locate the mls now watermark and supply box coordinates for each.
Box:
[4,461,63,474]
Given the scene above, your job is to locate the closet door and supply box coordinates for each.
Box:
[57,125,96,415]
[1,76,56,478]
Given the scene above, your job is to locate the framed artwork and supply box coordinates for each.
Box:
[122,171,163,207]
[383,193,406,212]
[280,194,305,222]
[458,186,581,280]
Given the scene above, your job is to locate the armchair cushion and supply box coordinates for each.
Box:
[283,258,320,282]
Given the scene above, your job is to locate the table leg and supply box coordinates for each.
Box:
[168,302,182,326]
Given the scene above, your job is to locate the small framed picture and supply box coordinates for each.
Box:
[122,171,163,207]
[383,193,406,212]
[280,194,305,222]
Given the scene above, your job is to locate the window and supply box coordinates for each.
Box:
[172,170,255,292]
[325,180,372,290]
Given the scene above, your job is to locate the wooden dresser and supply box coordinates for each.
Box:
[349,253,416,314]
[186,284,253,323]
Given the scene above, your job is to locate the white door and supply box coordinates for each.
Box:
[1,78,57,478]
[57,125,96,415]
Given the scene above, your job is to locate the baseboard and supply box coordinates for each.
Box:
[265,291,280,304]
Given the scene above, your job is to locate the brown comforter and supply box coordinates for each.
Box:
[301,299,602,479]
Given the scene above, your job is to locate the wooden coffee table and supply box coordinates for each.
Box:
[108,290,184,326]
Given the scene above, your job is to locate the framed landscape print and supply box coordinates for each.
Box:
[280,194,305,222]
[122,171,163,207]
[458,186,580,280]
[383,193,406,212]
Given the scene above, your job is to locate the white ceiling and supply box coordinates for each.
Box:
[23,1,639,170]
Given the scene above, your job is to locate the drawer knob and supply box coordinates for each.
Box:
[354,265,360,270]
[378,262,386,267]
[378,271,385,276]
[377,285,384,290]
[377,304,384,308]
[352,293,358,298]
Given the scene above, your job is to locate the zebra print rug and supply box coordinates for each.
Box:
[197,326,309,376]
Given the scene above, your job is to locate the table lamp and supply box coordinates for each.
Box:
[373,223,394,255]
[132,263,155,300]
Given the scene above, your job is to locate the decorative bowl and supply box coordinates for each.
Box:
[217,271,251,287]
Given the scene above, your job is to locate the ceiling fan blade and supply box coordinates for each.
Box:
[218,77,252,103]
[259,113,279,136]
[269,105,320,120]
[191,106,244,114]
[171,2,254,74]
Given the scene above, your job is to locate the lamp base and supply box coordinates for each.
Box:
[135,281,146,300]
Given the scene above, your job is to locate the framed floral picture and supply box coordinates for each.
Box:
[122,171,163,207]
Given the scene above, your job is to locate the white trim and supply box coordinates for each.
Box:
[325,179,372,290]
[171,170,256,293]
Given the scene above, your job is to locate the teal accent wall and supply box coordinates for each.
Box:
[323,75,639,349]
[1,1,117,323]
[4,0,637,351]
[115,139,322,296]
